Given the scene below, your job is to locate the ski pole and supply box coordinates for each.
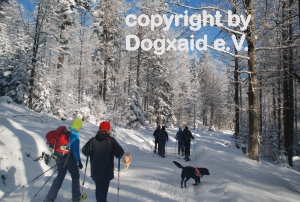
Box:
[152,139,155,157]
[80,156,89,201]
[33,168,57,198]
[22,165,56,188]
[117,157,120,202]
[166,141,168,157]
[82,156,89,186]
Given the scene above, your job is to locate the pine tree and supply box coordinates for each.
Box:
[124,86,146,128]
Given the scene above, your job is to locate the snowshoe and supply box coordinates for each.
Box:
[80,193,87,201]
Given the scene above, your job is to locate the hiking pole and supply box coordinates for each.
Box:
[22,165,56,188]
[33,168,58,198]
[117,157,120,202]
[82,156,89,186]
[166,141,168,157]
[152,139,155,157]
[80,156,89,201]
[174,140,177,154]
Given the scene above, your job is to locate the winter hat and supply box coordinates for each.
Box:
[71,118,83,131]
[179,126,182,131]
[99,121,110,131]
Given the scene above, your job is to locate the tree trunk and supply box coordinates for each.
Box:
[259,74,263,136]
[287,0,294,166]
[210,102,214,127]
[78,30,84,103]
[128,57,132,95]
[194,99,196,130]
[234,49,240,138]
[282,0,294,167]
[272,83,277,124]
[232,0,239,140]
[136,34,142,87]
[29,1,44,109]
[277,64,282,152]
[245,0,259,162]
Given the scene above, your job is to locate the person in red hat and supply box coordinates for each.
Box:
[82,121,124,202]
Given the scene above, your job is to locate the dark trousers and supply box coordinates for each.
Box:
[46,154,80,201]
[184,141,191,157]
[178,141,185,154]
[158,140,166,155]
[95,180,110,202]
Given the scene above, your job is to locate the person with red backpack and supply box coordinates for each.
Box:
[44,118,83,202]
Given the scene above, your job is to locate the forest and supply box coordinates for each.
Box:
[0,0,299,167]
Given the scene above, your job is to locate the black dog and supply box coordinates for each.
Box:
[173,161,210,188]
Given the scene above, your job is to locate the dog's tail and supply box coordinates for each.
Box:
[173,161,184,169]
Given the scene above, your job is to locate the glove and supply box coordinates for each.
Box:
[60,146,70,151]
[78,162,83,169]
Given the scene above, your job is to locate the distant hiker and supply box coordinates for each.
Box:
[158,126,169,158]
[44,118,83,202]
[153,126,161,154]
[175,126,185,156]
[181,125,194,162]
[82,121,124,202]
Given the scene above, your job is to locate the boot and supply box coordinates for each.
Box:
[43,198,53,202]
[72,195,81,202]
[185,155,190,162]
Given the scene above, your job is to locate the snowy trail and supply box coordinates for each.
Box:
[1,96,300,201]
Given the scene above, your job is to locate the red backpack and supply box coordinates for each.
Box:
[46,126,71,156]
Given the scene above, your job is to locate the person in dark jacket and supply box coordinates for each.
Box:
[181,125,194,162]
[158,126,169,158]
[153,126,160,154]
[175,126,185,156]
[82,121,124,202]
[44,118,83,202]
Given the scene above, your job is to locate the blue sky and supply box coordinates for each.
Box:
[17,0,242,58]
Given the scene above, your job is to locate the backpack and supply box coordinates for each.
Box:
[46,126,71,156]
[177,131,183,140]
[159,131,167,141]
[183,130,191,141]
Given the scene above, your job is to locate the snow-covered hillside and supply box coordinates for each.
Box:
[0,96,300,202]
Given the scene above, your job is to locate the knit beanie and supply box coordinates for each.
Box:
[71,118,83,131]
[99,121,110,131]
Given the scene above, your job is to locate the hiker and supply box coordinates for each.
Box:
[158,126,169,158]
[153,126,160,154]
[44,118,83,202]
[82,121,124,202]
[175,126,185,156]
[181,125,194,162]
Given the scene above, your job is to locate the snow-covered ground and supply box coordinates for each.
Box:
[0,96,300,202]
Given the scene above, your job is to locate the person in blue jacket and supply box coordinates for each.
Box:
[44,118,83,202]
[175,126,185,156]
